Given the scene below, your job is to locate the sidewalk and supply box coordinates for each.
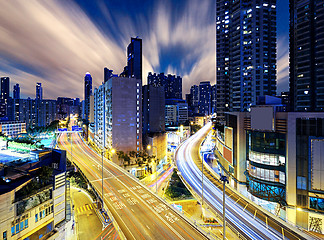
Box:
[67,187,102,240]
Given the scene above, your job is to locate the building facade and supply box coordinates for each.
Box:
[147,72,182,100]
[198,81,212,116]
[289,0,324,112]
[0,121,26,138]
[7,98,57,128]
[13,84,20,100]
[0,149,67,240]
[142,85,165,135]
[1,77,9,100]
[84,72,92,122]
[127,38,142,80]
[214,104,324,233]
[57,97,80,119]
[0,77,10,118]
[93,77,142,156]
[165,99,188,126]
[36,83,43,100]
[216,0,277,120]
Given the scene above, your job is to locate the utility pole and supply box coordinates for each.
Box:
[70,133,73,163]
[201,157,204,208]
[220,174,229,240]
[101,149,104,212]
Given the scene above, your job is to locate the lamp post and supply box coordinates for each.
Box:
[101,147,115,212]
[147,145,158,194]
[220,174,229,240]
[201,156,204,208]
[70,133,73,163]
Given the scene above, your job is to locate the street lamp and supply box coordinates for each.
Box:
[70,133,73,163]
[147,145,158,194]
[101,147,115,212]
[201,157,204,208]
[220,174,229,240]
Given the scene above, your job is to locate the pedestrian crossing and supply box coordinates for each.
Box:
[76,203,94,214]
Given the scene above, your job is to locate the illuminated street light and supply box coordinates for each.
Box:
[220,174,229,240]
[147,145,158,194]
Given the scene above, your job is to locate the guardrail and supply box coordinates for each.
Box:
[199,130,315,240]
[174,144,246,240]
[63,146,126,240]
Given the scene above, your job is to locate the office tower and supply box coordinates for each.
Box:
[198,81,211,116]
[13,84,20,99]
[289,1,324,111]
[216,1,277,120]
[127,37,142,80]
[1,77,9,100]
[93,76,142,154]
[36,83,43,100]
[84,72,92,122]
[147,72,182,100]
[142,85,165,135]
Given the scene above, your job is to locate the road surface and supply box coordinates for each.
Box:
[58,132,209,240]
[175,122,310,240]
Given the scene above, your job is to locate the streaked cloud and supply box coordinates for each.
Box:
[0,0,126,98]
[0,0,288,100]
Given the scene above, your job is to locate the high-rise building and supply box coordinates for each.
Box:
[190,85,199,115]
[1,77,9,100]
[84,72,92,122]
[289,1,324,112]
[127,37,142,80]
[93,76,142,155]
[7,98,57,128]
[216,1,277,120]
[142,85,165,135]
[13,84,20,99]
[0,77,10,118]
[147,72,182,100]
[211,84,217,114]
[36,82,42,100]
[198,81,211,116]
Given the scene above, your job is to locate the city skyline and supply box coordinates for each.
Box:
[0,0,289,100]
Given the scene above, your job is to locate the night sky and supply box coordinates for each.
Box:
[0,0,289,99]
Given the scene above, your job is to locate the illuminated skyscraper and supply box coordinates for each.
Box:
[1,77,9,100]
[13,83,20,99]
[289,0,324,111]
[36,82,43,100]
[84,72,92,121]
[216,1,277,120]
[127,37,142,80]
